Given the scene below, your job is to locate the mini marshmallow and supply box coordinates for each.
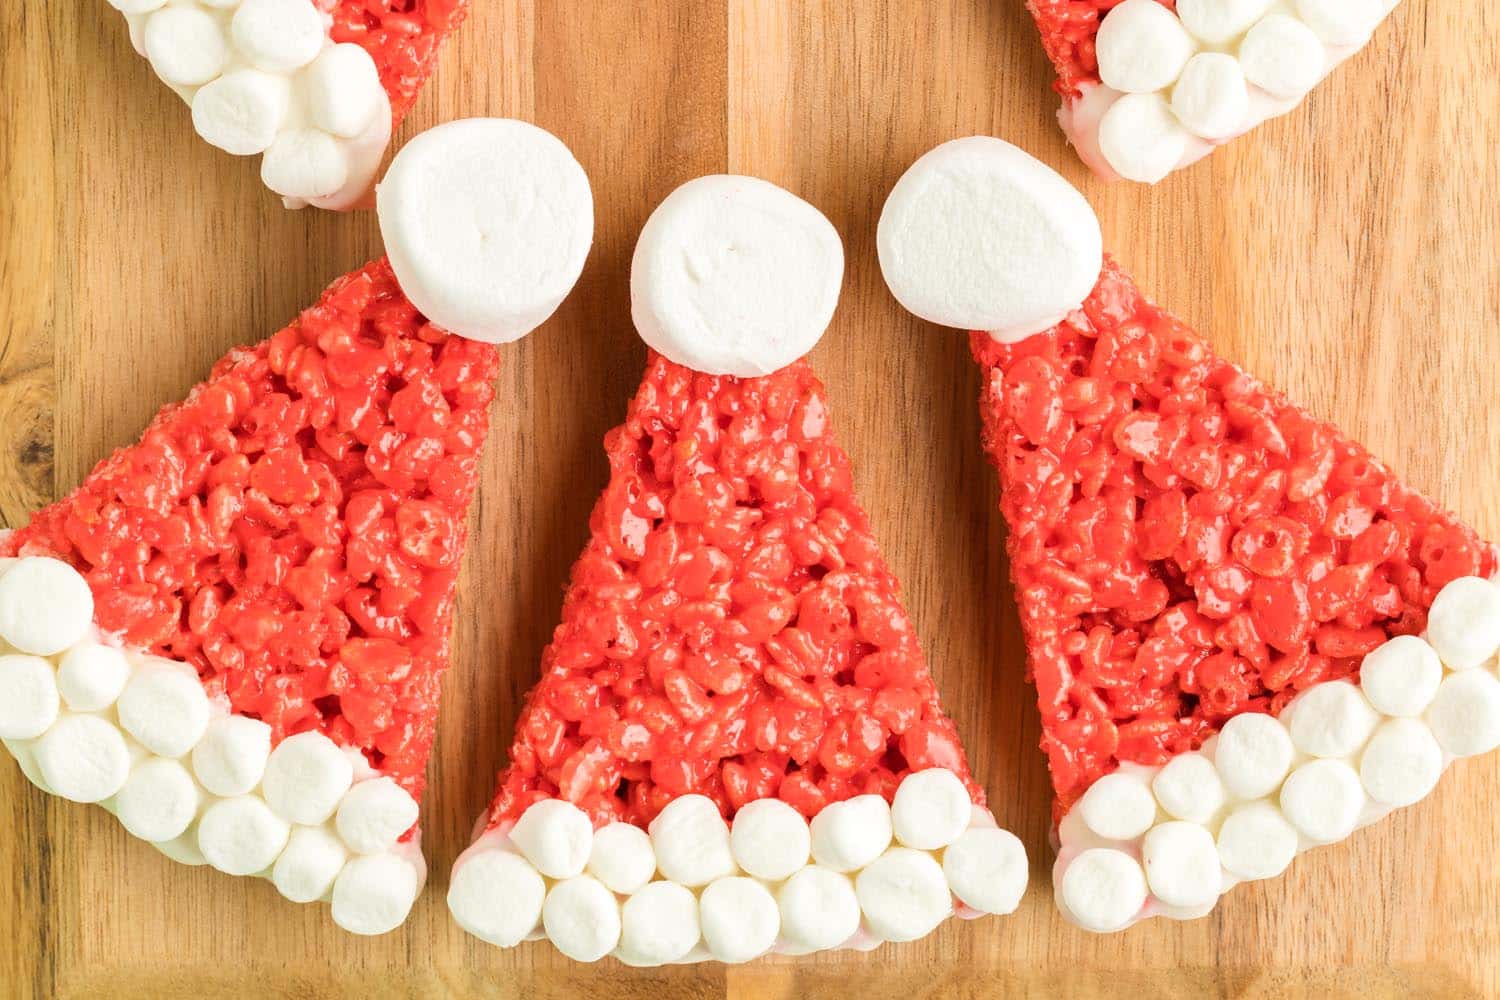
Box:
[1295,0,1385,46]
[616,880,701,966]
[4,737,53,795]
[777,866,862,951]
[55,642,131,713]
[510,798,594,879]
[588,821,658,894]
[305,44,384,139]
[331,853,421,936]
[1171,53,1250,141]
[192,70,291,156]
[730,797,812,880]
[377,118,594,344]
[1359,717,1443,808]
[261,130,350,201]
[630,175,842,377]
[1426,669,1500,758]
[197,795,292,875]
[891,768,972,850]
[1214,712,1295,800]
[0,557,94,656]
[1096,0,1197,94]
[153,827,208,867]
[35,714,132,803]
[1360,635,1443,717]
[143,6,228,87]
[273,825,349,903]
[650,795,737,887]
[261,730,355,825]
[1426,576,1500,671]
[1176,0,1277,45]
[231,0,327,73]
[1151,753,1225,825]
[856,847,954,943]
[1279,759,1365,843]
[1215,800,1298,880]
[117,663,212,758]
[1097,92,1192,185]
[942,827,1028,915]
[542,876,622,963]
[0,654,60,740]
[1058,848,1148,933]
[336,777,420,855]
[1286,680,1379,759]
[877,136,1103,341]
[191,715,273,797]
[1238,14,1328,100]
[115,758,201,842]
[1077,771,1159,842]
[700,876,781,963]
[447,848,546,947]
[809,793,893,872]
[1141,821,1221,909]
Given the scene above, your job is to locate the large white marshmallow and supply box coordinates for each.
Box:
[192,70,292,156]
[631,175,843,377]
[1176,0,1277,45]
[809,793,893,872]
[1152,753,1225,825]
[114,758,201,842]
[0,654,60,740]
[891,768,972,850]
[1359,717,1443,808]
[191,715,273,797]
[336,777,420,855]
[543,876,622,963]
[1141,821,1221,909]
[261,129,350,201]
[273,825,349,903]
[856,847,954,943]
[700,876,781,963]
[377,118,595,345]
[447,847,546,947]
[777,866,862,951]
[588,821,657,894]
[877,136,1103,341]
[730,797,812,881]
[304,44,385,139]
[231,0,326,73]
[197,795,291,875]
[1214,712,1295,800]
[1426,576,1500,671]
[1058,848,1148,933]
[649,794,737,887]
[0,557,94,656]
[331,853,421,936]
[1237,14,1327,100]
[1215,800,1298,880]
[1097,92,1192,184]
[510,798,594,879]
[1295,0,1385,46]
[1426,669,1500,758]
[1096,0,1197,94]
[1287,680,1379,759]
[1279,759,1365,843]
[617,880,701,966]
[1171,52,1250,141]
[55,642,131,713]
[942,826,1028,915]
[1360,635,1443,717]
[143,6,229,87]
[1078,771,1159,841]
[117,662,212,758]
[261,731,355,825]
[35,714,132,803]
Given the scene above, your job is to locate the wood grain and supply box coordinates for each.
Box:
[1,1,1496,997]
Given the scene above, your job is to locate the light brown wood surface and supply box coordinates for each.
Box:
[2,1,1497,997]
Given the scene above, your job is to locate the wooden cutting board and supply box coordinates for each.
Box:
[2,2,1496,997]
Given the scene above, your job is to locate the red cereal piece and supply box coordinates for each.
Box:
[322,0,473,123]
[971,258,1498,816]
[0,259,499,802]
[482,354,981,830]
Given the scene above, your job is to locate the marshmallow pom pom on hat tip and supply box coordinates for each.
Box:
[629,174,845,378]
[376,118,596,346]
[877,136,1103,343]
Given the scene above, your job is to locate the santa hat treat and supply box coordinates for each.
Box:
[102,0,476,209]
[446,175,1028,964]
[879,136,1499,932]
[0,118,592,935]
[1026,0,1406,182]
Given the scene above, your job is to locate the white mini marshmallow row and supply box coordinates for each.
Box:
[0,554,426,936]
[107,0,392,210]
[1063,0,1403,183]
[1053,574,1500,933]
[448,767,1029,965]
